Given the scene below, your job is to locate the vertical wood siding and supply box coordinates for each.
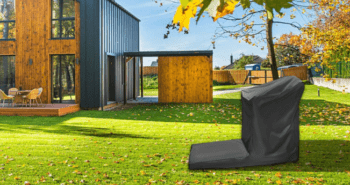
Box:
[158,56,213,103]
[0,0,81,104]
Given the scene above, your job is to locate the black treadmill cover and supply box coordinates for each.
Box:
[189,76,305,169]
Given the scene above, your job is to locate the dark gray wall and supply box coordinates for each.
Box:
[79,0,140,108]
[78,0,101,108]
[102,0,140,105]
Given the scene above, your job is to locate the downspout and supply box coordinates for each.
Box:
[100,0,104,111]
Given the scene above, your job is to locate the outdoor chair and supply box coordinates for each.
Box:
[22,89,40,107]
[0,90,15,107]
[189,76,305,169]
[8,88,18,96]
[37,87,43,106]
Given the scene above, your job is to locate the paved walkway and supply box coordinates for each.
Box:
[125,86,255,104]
[213,86,255,96]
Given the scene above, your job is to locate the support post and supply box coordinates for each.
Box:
[133,57,136,100]
[141,57,144,97]
[124,56,127,104]
[249,70,252,84]
[265,70,267,84]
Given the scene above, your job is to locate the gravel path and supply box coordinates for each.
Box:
[213,86,255,96]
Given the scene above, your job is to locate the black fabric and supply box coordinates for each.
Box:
[189,76,305,169]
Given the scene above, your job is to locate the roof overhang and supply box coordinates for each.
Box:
[124,50,213,57]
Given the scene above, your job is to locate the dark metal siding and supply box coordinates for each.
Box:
[102,0,140,105]
[79,0,139,108]
[78,0,101,108]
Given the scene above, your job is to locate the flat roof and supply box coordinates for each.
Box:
[124,50,213,57]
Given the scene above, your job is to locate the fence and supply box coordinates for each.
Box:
[323,61,350,78]
[141,65,308,85]
[213,70,249,84]
[140,66,158,76]
[213,66,308,85]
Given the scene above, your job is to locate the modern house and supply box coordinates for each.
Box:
[150,59,158,67]
[0,0,140,110]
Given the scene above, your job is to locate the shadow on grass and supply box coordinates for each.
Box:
[190,139,350,173]
[12,124,155,139]
[0,98,348,127]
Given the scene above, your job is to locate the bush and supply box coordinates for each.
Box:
[213,80,233,86]
[143,75,158,89]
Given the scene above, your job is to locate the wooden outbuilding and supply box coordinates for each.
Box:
[124,51,213,104]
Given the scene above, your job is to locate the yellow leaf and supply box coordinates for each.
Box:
[213,1,240,22]
[275,172,282,178]
[172,0,201,32]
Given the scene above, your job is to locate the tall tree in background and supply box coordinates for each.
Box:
[275,33,311,67]
[233,54,254,69]
[167,0,309,80]
[274,0,350,80]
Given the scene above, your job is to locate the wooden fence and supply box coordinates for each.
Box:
[213,66,308,84]
[140,66,158,76]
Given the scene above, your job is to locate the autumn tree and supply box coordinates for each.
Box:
[167,0,309,80]
[297,0,350,80]
[275,33,311,67]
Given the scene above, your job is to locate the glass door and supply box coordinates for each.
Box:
[52,55,75,103]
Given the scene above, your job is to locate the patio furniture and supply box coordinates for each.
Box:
[0,90,15,107]
[189,76,305,169]
[13,90,31,107]
[37,87,43,105]
[22,89,40,107]
[8,88,18,96]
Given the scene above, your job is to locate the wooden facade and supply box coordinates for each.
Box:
[158,56,213,103]
[0,0,81,104]
[0,104,80,116]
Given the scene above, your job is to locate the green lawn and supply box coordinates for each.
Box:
[0,85,349,184]
[144,85,252,96]
[213,84,252,91]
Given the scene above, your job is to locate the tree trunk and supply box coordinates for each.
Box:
[266,12,279,80]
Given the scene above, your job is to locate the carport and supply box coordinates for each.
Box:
[124,50,213,104]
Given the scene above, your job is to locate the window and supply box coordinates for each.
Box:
[0,56,15,93]
[52,0,75,39]
[0,0,16,40]
[52,55,75,103]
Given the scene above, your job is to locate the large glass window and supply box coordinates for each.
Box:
[52,55,75,103]
[52,0,75,39]
[0,56,15,93]
[0,0,16,40]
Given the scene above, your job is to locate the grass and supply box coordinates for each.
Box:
[143,75,158,89]
[144,85,252,97]
[0,85,350,184]
[213,84,252,91]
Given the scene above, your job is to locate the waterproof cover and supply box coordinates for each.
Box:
[189,76,305,169]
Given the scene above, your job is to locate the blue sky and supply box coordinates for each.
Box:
[117,0,315,67]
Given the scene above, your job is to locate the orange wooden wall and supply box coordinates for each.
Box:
[0,0,80,104]
[158,56,213,103]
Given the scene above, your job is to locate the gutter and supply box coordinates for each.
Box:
[100,0,105,111]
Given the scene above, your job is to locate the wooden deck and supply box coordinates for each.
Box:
[0,104,80,117]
